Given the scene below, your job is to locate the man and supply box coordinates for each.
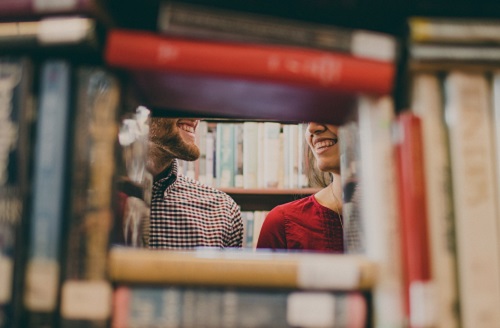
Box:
[147,117,243,249]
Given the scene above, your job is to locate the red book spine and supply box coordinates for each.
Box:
[394,112,433,327]
[104,29,395,95]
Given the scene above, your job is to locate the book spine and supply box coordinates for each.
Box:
[23,60,72,327]
[107,247,377,290]
[358,96,405,328]
[59,68,120,328]
[411,73,460,328]
[216,123,235,188]
[196,120,208,184]
[158,1,396,62]
[112,285,367,328]
[410,44,500,62]
[104,30,395,95]
[233,123,244,188]
[409,17,500,44]
[0,57,34,328]
[394,112,435,327]
[242,122,259,189]
[262,122,281,188]
[444,71,500,327]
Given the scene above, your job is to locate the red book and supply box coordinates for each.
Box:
[394,112,434,328]
[104,29,395,96]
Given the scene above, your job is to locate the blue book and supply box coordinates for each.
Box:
[23,60,72,326]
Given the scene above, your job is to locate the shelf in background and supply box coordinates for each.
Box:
[220,187,320,211]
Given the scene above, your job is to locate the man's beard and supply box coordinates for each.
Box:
[151,133,200,162]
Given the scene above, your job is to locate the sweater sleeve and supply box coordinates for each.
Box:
[256,206,287,250]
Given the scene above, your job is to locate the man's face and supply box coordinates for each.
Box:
[149,117,200,161]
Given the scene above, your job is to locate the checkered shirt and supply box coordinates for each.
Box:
[149,160,243,249]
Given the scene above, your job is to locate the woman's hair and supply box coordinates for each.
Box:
[305,143,331,188]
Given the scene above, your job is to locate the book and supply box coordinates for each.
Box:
[58,67,121,328]
[444,71,500,327]
[216,122,235,188]
[23,60,73,328]
[410,43,500,63]
[357,96,405,327]
[409,17,500,44]
[410,73,460,328]
[233,123,244,188]
[108,247,377,290]
[112,285,368,328]
[262,122,281,188]
[0,57,35,328]
[0,16,102,51]
[127,69,358,125]
[242,122,259,189]
[158,1,397,62]
[393,112,435,327]
[104,29,396,96]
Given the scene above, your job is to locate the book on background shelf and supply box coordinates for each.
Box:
[112,285,368,328]
[262,122,281,188]
[22,60,73,328]
[357,96,405,327]
[108,247,377,290]
[0,16,102,51]
[58,67,121,328]
[0,56,35,328]
[409,17,500,44]
[0,0,113,25]
[157,1,397,62]
[105,29,395,96]
[215,122,235,188]
[113,106,152,248]
[393,112,435,328]
[242,122,259,189]
[410,73,460,328]
[444,71,500,327]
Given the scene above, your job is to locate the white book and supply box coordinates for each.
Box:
[216,123,235,188]
[205,129,215,187]
[196,120,208,184]
[243,122,259,189]
[287,124,299,188]
[411,73,459,328]
[263,122,281,188]
[357,96,405,328]
[297,123,309,188]
[234,123,244,188]
[257,123,266,188]
[445,71,500,328]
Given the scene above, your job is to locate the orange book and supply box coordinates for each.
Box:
[104,29,395,96]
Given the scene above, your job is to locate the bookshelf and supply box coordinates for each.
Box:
[5,0,500,327]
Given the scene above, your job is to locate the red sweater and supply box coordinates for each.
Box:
[256,195,344,252]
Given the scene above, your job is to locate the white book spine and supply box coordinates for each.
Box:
[358,95,405,328]
[263,122,281,188]
[243,122,259,189]
[445,71,500,327]
[411,73,460,328]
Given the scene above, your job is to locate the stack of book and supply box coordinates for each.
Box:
[108,247,377,328]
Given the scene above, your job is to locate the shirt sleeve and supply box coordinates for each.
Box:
[226,198,244,247]
[256,206,287,250]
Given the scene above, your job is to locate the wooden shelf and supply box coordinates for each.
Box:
[220,187,320,211]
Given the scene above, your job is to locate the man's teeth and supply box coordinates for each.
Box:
[179,124,195,133]
[315,140,335,149]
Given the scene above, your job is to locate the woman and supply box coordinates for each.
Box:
[256,122,344,252]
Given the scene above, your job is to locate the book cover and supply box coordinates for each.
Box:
[158,1,397,62]
[393,112,435,327]
[357,96,405,328]
[107,247,377,290]
[410,73,460,328]
[444,71,500,327]
[112,285,368,328]
[233,123,244,188]
[0,57,35,328]
[105,29,395,96]
[58,67,121,328]
[23,60,73,328]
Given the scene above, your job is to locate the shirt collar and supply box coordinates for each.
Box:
[153,159,178,190]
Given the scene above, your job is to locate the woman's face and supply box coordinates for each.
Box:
[305,122,341,174]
